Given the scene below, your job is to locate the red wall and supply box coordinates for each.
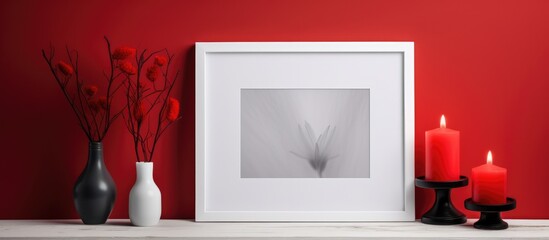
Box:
[1,0,548,219]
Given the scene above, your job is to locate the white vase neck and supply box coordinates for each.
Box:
[136,162,154,183]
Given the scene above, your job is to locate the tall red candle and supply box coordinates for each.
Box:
[472,151,507,205]
[425,115,460,181]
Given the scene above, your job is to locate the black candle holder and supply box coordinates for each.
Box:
[415,176,469,225]
[464,198,516,230]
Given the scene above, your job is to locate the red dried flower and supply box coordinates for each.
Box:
[133,102,146,122]
[57,61,74,76]
[146,65,160,82]
[83,85,98,97]
[98,96,108,110]
[88,98,101,113]
[112,47,136,60]
[154,56,167,66]
[119,61,137,75]
[166,97,180,122]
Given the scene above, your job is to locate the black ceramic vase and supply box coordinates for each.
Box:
[73,142,116,224]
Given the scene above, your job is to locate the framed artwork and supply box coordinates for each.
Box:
[196,42,414,221]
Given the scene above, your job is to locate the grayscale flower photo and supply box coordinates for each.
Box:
[241,89,370,178]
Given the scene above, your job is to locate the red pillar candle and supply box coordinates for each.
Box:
[425,115,460,181]
[472,151,507,205]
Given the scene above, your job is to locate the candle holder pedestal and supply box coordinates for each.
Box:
[464,198,516,230]
[415,176,468,225]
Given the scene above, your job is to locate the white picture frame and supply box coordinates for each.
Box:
[196,42,414,221]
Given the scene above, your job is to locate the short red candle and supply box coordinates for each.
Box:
[472,151,507,205]
[425,115,460,181]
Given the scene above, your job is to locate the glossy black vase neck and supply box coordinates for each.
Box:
[89,142,103,149]
[86,142,105,169]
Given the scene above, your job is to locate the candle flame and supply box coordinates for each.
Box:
[440,115,446,128]
[487,151,493,165]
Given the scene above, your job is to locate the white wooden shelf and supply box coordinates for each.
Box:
[1,220,549,239]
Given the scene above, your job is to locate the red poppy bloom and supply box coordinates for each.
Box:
[133,102,146,122]
[83,85,98,97]
[166,97,180,122]
[146,65,160,82]
[154,56,167,66]
[57,61,74,76]
[119,61,137,75]
[112,47,136,60]
[98,96,108,110]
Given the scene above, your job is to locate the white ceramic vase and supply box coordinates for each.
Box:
[129,162,161,226]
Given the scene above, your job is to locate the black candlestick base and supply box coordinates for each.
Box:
[464,198,516,230]
[415,176,469,225]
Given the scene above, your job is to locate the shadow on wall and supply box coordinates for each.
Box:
[176,45,196,219]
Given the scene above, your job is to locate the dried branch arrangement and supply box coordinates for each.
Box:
[42,37,126,142]
[118,45,180,162]
[42,37,181,162]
